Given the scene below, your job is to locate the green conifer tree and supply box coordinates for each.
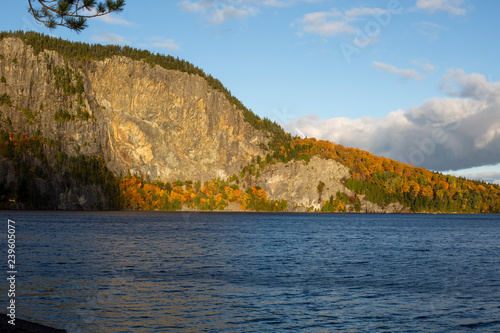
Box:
[28,0,126,32]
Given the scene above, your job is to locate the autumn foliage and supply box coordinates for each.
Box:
[119,176,288,212]
[2,126,499,213]
[262,137,500,213]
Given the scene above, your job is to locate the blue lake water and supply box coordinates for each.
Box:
[1,212,500,332]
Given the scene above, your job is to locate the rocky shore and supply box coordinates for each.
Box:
[1,317,67,333]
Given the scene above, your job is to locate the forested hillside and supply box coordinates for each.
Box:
[0,31,499,212]
[256,137,500,213]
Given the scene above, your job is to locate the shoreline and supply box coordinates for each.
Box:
[1,317,67,333]
[0,209,492,214]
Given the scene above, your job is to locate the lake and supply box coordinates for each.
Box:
[1,212,499,332]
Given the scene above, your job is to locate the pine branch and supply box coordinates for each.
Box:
[28,0,126,32]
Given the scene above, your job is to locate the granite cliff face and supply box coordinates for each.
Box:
[243,157,407,213]
[86,56,267,181]
[0,37,266,183]
[3,33,497,213]
[0,35,407,212]
[254,156,350,210]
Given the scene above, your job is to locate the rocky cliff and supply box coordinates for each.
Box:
[3,32,486,213]
[255,156,350,210]
[0,36,266,183]
[241,156,407,212]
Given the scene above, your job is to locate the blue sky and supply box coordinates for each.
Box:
[1,1,500,183]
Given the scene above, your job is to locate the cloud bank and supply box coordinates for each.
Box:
[285,69,500,172]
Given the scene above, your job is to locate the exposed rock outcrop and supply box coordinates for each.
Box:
[0,35,406,212]
[254,156,350,210]
[0,37,266,183]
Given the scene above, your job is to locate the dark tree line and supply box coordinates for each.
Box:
[0,130,120,209]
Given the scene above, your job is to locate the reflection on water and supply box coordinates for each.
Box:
[2,212,500,332]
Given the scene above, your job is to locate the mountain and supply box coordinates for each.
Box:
[1,31,499,212]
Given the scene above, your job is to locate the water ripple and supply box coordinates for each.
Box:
[1,212,499,332]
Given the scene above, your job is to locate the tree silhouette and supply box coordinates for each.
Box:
[28,0,126,32]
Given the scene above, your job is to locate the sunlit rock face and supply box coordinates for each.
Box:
[0,37,267,183]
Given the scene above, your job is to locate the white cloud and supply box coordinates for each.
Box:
[372,60,435,81]
[148,37,180,51]
[211,5,258,24]
[298,4,402,42]
[95,14,133,26]
[344,7,391,18]
[415,21,448,40]
[412,59,436,72]
[179,0,296,24]
[451,171,500,185]
[372,61,425,81]
[91,34,180,52]
[178,1,400,29]
[415,0,467,15]
[83,8,134,26]
[179,0,206,13]
[302,10,356,36]
[250,0,306,8]
[285,69,500,171]
[90,32,131,45]
[440,68,497,100]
